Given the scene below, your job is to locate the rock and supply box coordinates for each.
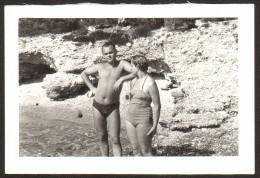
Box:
[164,19,196,31]
[55,58,94,73]
[167,111,229,132]
[88,26,96,32]
[19,34,102,74]
[42,72,86,100]
[126,42,132,47]
[160,73,181,90]
[51,43,100,73]
[171,88,185,98]
[148,59,172,76]
[19,52,54,66]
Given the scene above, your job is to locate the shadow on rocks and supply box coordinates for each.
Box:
[153,144,215,156]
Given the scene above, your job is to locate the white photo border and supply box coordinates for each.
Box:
[5,4,255,174]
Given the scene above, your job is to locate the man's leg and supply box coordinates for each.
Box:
[93,107,109,156]
[107,108,122,156]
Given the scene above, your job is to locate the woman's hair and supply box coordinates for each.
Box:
[131,55,149,72]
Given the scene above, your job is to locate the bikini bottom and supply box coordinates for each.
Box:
[93,99,119,118]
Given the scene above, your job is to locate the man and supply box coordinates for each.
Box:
[81,41,137,156]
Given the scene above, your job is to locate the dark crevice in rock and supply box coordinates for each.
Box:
[158,122,168,128]
[19,52,57,70]
[19,76,47,85]
[49,85,88,101]
[169,124,221,133]
[19,63,56,85]
[67,69,84,74]
[191,108,200,114]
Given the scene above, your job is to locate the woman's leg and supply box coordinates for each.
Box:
[125,120,142,156]
[136,123,153,156]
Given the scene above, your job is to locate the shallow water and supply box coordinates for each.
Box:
[19,105,132,157]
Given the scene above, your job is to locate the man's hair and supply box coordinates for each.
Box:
[131,55,149,72]
[102,41,116,50]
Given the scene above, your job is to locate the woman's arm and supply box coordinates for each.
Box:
[147,78,161,137]
[81,64,99,94]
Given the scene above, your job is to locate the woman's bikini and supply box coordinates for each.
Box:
[127,75,153,127]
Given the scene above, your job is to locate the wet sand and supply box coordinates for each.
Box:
[20,105,133,157]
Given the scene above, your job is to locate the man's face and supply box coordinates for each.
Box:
[102,45,116,63]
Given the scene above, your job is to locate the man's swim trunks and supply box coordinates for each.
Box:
[93,100,120,118]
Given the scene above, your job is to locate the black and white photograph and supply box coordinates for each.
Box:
[5,4,254,174]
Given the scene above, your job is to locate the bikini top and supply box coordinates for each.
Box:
[130,75,152,105]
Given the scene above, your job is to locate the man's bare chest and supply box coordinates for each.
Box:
[99,66,123,80]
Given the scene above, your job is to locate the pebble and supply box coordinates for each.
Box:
[77,110,83,118]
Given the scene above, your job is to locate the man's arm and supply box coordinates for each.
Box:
[81,64,99,94]
[114,60,138,90]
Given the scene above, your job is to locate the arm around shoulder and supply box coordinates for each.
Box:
[120,60,132,72]
[113,61,138,90]
[120,60,138,81]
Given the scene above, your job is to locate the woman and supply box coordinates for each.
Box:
[126,55,161,156]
